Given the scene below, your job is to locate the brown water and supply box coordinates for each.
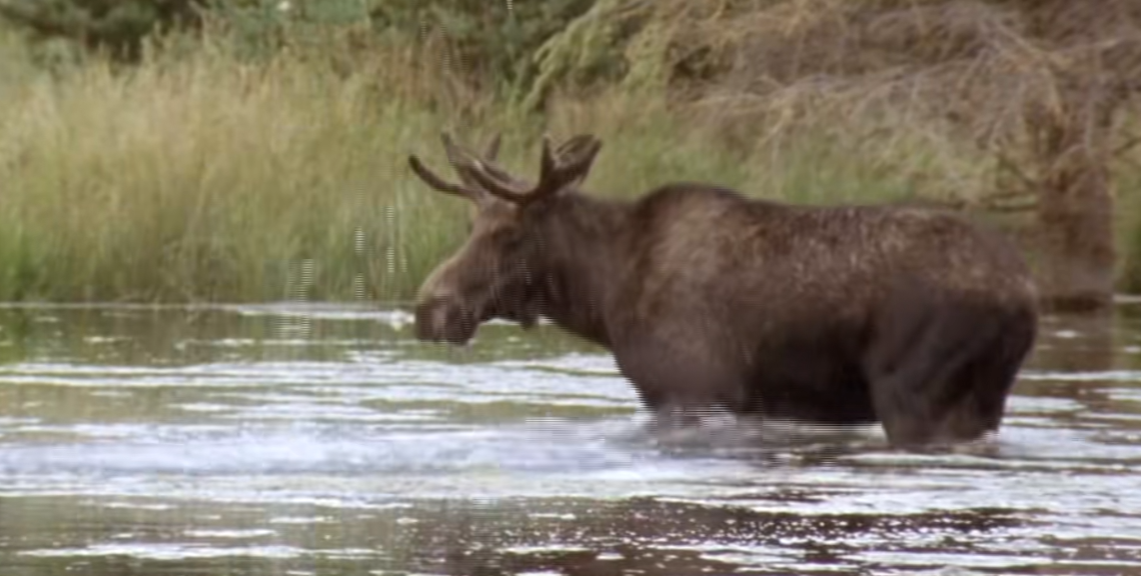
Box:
[0,302,1139,576]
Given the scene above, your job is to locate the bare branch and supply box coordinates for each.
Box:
[993,149,1039,192]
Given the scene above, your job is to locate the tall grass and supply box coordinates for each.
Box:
[1116,147,1141,294]
[0,26,1133,303]
[0,32,472,302]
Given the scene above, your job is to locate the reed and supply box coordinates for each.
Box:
[0,26,1134,303]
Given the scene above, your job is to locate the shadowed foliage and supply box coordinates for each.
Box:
[0,0,203,61]
[530,0,1141,310]
[0,0,1139,304]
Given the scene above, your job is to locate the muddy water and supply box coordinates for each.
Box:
[0,302,1139,576]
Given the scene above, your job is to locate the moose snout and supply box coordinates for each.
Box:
[414,296,479,345]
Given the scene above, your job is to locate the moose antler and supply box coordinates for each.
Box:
[408,132,601,205]
[407,132,506,200]
[466,134,603,205]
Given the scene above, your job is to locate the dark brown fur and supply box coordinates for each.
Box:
[407,133,1039,450]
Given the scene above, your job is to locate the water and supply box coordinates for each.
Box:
[0,302,1139,576]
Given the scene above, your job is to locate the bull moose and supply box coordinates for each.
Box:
[406,132,1039,450]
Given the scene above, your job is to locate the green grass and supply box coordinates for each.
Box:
[1116,156,1141,294]
[0,28,1137,303]
[0,34,469,302]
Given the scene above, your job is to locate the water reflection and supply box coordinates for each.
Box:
[2,495,1028,576]
[0,303,1139,576]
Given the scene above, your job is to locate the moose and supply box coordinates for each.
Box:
[406,132,1039,450]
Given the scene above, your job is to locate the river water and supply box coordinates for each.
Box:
[0,302,1138,576]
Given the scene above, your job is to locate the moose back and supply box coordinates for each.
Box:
[406,132,1039,450]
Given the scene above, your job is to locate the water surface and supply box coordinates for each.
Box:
[0,302,1139,575]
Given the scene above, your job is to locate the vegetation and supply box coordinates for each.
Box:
[0,0,1138,306]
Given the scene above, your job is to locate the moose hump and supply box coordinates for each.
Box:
[407,132,1039,451]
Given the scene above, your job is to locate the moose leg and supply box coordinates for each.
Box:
[613,335,751,430]
[937,309,1036,442]
[865,302,1031,450]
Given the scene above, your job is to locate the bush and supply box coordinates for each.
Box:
[369,0,599,95]
[0,0,203,61]
[2,0,1139,303]
[0,0,606,93]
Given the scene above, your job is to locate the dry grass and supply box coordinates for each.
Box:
[531,0,1141,293]
[0,2,1139,303]
[0,31,472,302]
[0,27,926,303]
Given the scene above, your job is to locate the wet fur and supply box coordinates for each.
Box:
[418,177,1039,450]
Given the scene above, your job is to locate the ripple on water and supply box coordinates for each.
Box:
[18,543,306,560]
[1,304,1141,575]
[0,418,710,483]
[183,529,278,539]
[1021,369,1141,381]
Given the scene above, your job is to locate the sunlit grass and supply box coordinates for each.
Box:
[0,27,1135,303]
[0,34,471,302]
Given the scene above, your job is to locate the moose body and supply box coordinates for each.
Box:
[407,133,1039,449]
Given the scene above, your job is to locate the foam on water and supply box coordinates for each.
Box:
[0,303,1140,575]
[0,420,663,477]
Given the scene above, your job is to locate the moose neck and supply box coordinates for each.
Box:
[532,193,631,349]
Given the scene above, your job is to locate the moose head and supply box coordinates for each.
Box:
[406,132,603,345]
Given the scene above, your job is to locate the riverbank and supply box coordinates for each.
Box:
[0,27,1137,303]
